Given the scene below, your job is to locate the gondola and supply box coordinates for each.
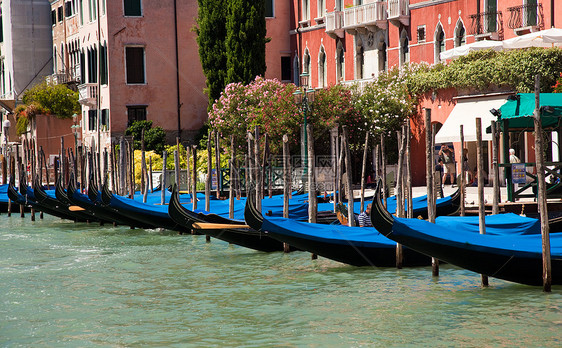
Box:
[168,185,293,252]
[32,178,90,222]
[6,179,34,213]
[244,188,431,267]
[370,180,562,286]
[100,183,190,233]
[55,177,104,223]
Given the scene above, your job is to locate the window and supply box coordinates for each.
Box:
[88,110,97,131]
[124,0,142,17]
[400,31,409,66]
[0,15,3,42]
[356,39,364,79]
[435,24,445,63]
[265,0,273,18]
[79,0,84,25]
[335,0,343,11]
[125,46,145,84]
[303,49,311,74]
[378,42,387,72]
[281,56,291,81]
[302,0,309,21]
[293,56,300,85]
[454,21,466,47]
[486,0,497,32]
[51,10,57,25]
[417,26,426,43]
[100,43,108,85]
[87,47,98,83]
[127,106,147,126]
[318,47,327,88]
[57,6,63,22]
[101,109,109,128]
[65,1,73,17]
[525,0,538,27]
[336,41,344,82]
[53,47,58,73]
[317,0,325,18]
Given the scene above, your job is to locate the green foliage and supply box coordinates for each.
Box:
[196,0,227,109]
[225,0,267,85]
[124,120,166,153]
[405,47,562,95]
[21,81,80,119]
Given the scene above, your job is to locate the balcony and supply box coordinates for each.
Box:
[78,83,98,107]
[387,0,409,27]
[325,11,344,39]
[508,3,544,34]
[342,2,387,35]
[469,11,504,40]
[46,67,81,89]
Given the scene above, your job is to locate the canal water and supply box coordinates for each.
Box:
[1,214,561,347]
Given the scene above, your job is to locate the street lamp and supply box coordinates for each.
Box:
[293,73,315,177]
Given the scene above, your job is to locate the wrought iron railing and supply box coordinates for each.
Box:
[469,11,504,40]
[507,3,544,30]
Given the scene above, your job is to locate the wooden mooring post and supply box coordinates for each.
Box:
[460,125,466,216]
[425,108,439,276]
[476,117,489,287]
[282,134,291,253]
[491,121,500,215]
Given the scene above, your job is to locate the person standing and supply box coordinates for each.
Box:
[439,145,455,186]
[509,148,520,163]
[358,204,372,227]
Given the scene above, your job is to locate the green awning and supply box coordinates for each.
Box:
[497,93,562,130]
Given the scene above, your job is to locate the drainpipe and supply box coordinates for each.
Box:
[173,0,181,141]
[551,0,555,28]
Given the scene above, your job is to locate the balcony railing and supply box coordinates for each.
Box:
[507,3,544,31]
[469,11,504,40]
[388,0,409,26]
[78,83,98,107]
[325,11,344,38]
[342,2,387,34]
[46,68,81,87]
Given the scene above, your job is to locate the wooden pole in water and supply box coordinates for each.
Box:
[460,125,466,216]
[476,117,489,287]
[282,135,292,253]
[380,134,387,208]
[342,126,355,226]
[332,128,338,212]
[174,149,180,190]
[119,137,126,196]
[246,132,252,194]
[261,134,269,200]
[491,121,500,215]
[161,150,167,206]
[206,130,212,212]
[405,122,413,219]
[360,131,369,213]
[185,145,190,195]
[337,132,344,205]
[141,130,146,197]
[308,124,317,224]
[533,74,552,292]
[254,126,262,210]
[192,145,197,211]
[425,108,439,276]
[149,156,153,193]
[229,135,235,219]
[1,154,6,185]
[215,132,221,199]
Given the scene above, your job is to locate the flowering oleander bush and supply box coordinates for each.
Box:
[553,73,562,93]
[209,77,300,153]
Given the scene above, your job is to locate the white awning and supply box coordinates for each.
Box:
[434,95,508,144]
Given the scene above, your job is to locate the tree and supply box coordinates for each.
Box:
[225,0,267,85]
[195,0,227,109]
[125,120,166,154]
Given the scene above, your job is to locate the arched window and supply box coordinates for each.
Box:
[318,46,327,87]
[400,31,409,66]
[356,39,364,79]
[378,41,387,73]
[454,20,466,47]
[435,24,445,63]
[53,46,58,73]
[336,41,345,83]
[303,49,311,74]
[293,55,300,85]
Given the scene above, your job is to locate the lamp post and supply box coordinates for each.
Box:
[293,73,315,178]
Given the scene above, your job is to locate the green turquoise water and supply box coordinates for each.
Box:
[1,214,561,347]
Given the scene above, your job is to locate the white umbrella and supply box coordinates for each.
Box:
[502,27,562,49]
[440,40,504,60]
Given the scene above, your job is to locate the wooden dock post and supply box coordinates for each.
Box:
[395,127,407,268]
[476,118,489,286]
[229,135,235,219]
[254,126,262,211]
[533,74,552,292]
[282,134,291,253]
[360,131,369,213]
[491,121,500,215]
[425,108,439,276]
[307,125,317,224]
[342,126,355,226]
[215,132,221,199]
[405,122,413,219]
[206,130,212,212]
[161,150,167,206]
[380,134,387,208]
[192,145,197,211]
[460,125,466,216]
